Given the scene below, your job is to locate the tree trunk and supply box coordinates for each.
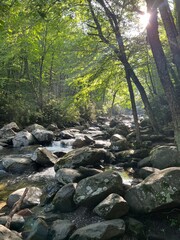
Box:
[159,0,180,81]
[174,0,180,34]
[146,0,180,150]
[126,70,141,143]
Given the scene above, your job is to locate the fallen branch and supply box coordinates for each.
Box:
[5,187,29,229]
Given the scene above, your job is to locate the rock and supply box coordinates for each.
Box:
[55,147,112,170]
[26,124,45,133]
[74,170,123,207]
[7,187,42,209]
[13,130,36,147]
[40,180,61,205]
[134,167,161,179]
[126,217,144,238]
[59,130,74,139]
[140,117,151,127]
[125,167,180,213]
[0,122,19,132]
[137,157,152,168]
[0,169,9,179]
[53,183,77,212]
[93,140,111,148]
[94,193,129,219]
[2,155,36,174]
[50,220,76,240]
[26,218,48,240]
[69,219,125,240]
[32,129,53,144]
[149,145,180,169]
[78,166,103,177]
[72,137,87,148]
[31,147,58,167]
[0,214,25,231]
[110,134,129,152]
[0,224,22,240]
[55,168,83,185]
[47,123,59,131]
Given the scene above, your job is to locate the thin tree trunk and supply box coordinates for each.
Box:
[146,0,180,150]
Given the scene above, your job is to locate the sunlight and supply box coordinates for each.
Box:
[139,12,150,31]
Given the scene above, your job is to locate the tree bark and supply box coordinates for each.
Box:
[146,0,180,150]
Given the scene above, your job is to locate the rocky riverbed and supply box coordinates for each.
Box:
[0,117,180,240]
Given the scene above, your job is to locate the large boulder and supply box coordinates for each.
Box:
[26,124,45,133]
[149,145,180,169]
[55,147,112,170]
[53,183,77,212]
[69,219,125,240]
[0,122,19,132]
[13,130,36,147]
[7,187,42,209]
[32,129,53,144]
[93,193,129,219]
[74,170,123,207]
[50,220,76,240]
[110,134,129,152]
[125,167,180,213]
[26,218,48,240]
[2,155,36,174]
[31,147,58,167]
[55,168,83,185]
[0,224,22,240]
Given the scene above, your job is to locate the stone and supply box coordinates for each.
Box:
[55,147,111,170]
[72,137,87,148]
[50,220,76,240]
[69,219,125,240]
[0,214,25,231]
[0,224,22,240]
[110,134,129,152]
[2,155,36,174]
[0,122,19,132]
[7,187,42,209]
[53,183,77,212]
[26,124,45,133]
[94,193,129,219]
[26,218,48,240]
[13,130,36,147]
[40,180,61,205]
[55,168,83,185]
[31,147,58,167]
[78,166,103,177]
[134,167,161,179]
[74,170,123,207]
[59,130,74,139]
[125,167,180,213]
[32,129,53,144]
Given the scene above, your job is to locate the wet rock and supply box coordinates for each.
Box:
[2,155,36,174]
[59,130,74,139]
[41,180,61,205]
[0,214,25,231]
[72,137,87,148]
[55,147,112,170]
[32,129,53,144]
[55,168,83,185]
[74,170,123,207]
[26,124,45,133]
[93,193,129,219]
[26,218,48,240]
[7,187,42,209]
[69,219,125,240]
[49,220,76,240]
[134,167,161,179]
[13,130,36,147]
[78,166,103,178]
[0,169,9,179]
[125,167,180,213]
[53,183,77,212]
[0,224,22,240]
[31,147,58,167]
[110,134,129,152]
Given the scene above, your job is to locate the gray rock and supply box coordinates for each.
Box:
[55,168,83,185]
[137,156,152,168]
[26,218,48,240]
[78,166,103,177]
[134,167,160,179]
[0,224,22,240]
[94,193,129,219]
[13,130,35,147]
[40,180,61,205]
[26,124,45,132]
[31,147,58,167]
[2,155,35,174]
[55,147,111,170]
[32,129,53,144]
[0,122,19,132]
[69,219,125,240]
[125,167,180,213]
[0,214,25,231]
[72,137,87,148]
[110,134,129,152]
[74,170,123,207]
[50,220,76,240]
[53,183,77,212]
[59,130,74,139]
[0,169,9,179]
[7,187,42,209]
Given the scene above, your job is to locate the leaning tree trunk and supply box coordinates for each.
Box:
[146,0,180,150]
[159,0,180,81]
[174,0,180,34]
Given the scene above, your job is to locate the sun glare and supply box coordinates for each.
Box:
[139,12,150,31]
